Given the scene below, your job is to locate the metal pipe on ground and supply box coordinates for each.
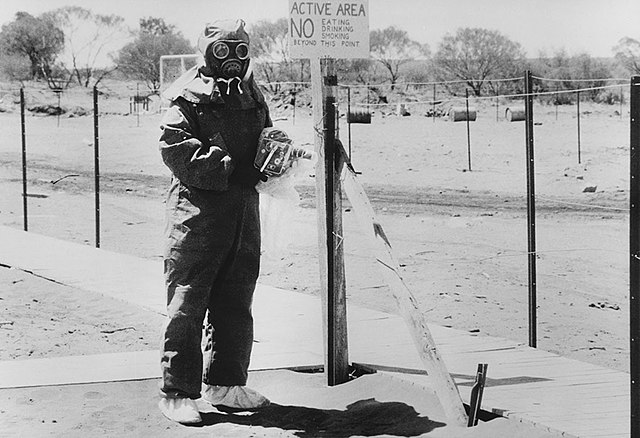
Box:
[448,106,477,122]
[505,107,526,122]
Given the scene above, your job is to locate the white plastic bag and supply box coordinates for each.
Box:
[256,153,315,259]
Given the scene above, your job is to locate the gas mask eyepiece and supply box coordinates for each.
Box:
[211,41,249,61]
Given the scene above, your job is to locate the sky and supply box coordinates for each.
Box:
[1,0,639,59]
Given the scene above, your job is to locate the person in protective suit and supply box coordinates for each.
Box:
[158,19,271,424]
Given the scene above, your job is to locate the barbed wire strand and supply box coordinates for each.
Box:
[341,77,525,89]
[257,76,629,89]
[257,81,309,87]
[533,76,628,83]
[2,76,634,96]
[351,82,628,108]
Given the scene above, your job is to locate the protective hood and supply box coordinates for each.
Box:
[197,19,250,56]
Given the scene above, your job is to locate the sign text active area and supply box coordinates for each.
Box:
[288,1,370,59]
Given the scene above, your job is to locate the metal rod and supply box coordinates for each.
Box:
[347,86,352,158]
[555,85,559,121]
[20,88,27,232]
[577,90,582,164]
[495,87,499,122]
[56,91,61,127]
[432,83,436,122]
[366,82,369,106]
[524,70,537,348]
[93,86,101,248]
[335,100,339,140]
[630,75,640,438]
[465,88,472,171]
[292,89,296,126]
[136,83,140,128]
[467,363,488,427]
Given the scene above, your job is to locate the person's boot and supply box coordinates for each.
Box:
[202,385,270,410]
[158,397,202,424]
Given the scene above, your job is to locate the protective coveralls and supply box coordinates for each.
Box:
[159,20,271,400]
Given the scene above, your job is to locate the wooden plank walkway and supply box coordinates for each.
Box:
[0,226,629,437]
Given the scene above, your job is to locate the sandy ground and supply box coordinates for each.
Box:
[0,92,631,436]
[1,367,563,438]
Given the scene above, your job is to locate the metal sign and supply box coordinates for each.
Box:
[288,0,370,59]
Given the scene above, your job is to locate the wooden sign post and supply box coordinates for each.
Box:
[289,0,369,386]
[313,57,349,386]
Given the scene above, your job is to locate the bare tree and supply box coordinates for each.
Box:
[433,28,524,96]
[370,26,427,89]
[614,37,640,75]
[46,6,129,87]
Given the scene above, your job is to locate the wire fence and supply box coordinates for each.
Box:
[0,74,635,373]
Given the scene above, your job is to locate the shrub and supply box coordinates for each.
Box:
[595,89,624,105]
[0,53,32,83]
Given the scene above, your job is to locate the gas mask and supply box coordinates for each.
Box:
[198,20,251,95]
[206,40,250,93]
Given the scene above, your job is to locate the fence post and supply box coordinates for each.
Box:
[629,75,640,438]
[311,58,349,386]
[465,88,472,171]
[555,85,559,121]
[495,86,499,122]
[292,89,297,126]
[524,70,537,348]
[135,83,140,127]
[20,88,27,232]
[577,90,582,164]
[93,86,100,248]
[432,83,436,122]
[347,86,352,158]
[55,89,61,128]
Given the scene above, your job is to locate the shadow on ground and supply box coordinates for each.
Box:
[195,398,447,437]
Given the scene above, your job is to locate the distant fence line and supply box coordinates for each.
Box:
[12,75,632,250]
[257,75,628,89]
[350,82,627,108]
[1,74,627,115]
[1,74,628,96]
